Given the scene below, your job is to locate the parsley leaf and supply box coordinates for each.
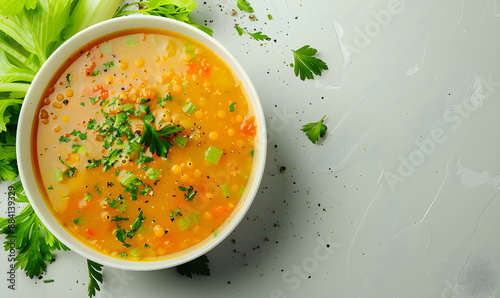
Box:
[234,25,270,41]
[59,135,71,143]
[237,0,254,13]
[158,93,174,106]
[87,259,103,298]
[248,31,270,41]
[103,61,114,71]
[127,210,146,238]
[234,25,245,36]
[301,115,328,144]
[111,216,129,222]
[229,103,237,112]
[180,185,197,201]
[139,122,184,158]
[291,45,328,80]
[176,255,211,278]
[0,182,70,279]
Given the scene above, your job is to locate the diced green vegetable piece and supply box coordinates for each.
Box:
[128,247,141,258]
[146,168,159,180]
[71,144,83,153]
[191,213,199,224]
[221,184,230,197]
[174,135,188,147]
[237,171,248,179]
[204,146,223,164]
[250,150,254,157]
[120,172,138,187]
[125,36,136,46]
[54,170,64,182]
[177,217,190,230]
[238,185,246,195]
[182,101,196,114]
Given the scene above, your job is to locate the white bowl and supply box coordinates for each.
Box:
[17,15,266,271]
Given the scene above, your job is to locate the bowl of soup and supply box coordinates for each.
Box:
[17,15,266,271]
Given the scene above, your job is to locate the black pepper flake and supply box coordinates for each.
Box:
[279,166,286,173]
[62,99,69,105]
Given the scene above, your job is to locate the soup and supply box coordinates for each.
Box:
[34,28,256,261]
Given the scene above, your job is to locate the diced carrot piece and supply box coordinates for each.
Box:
[240,115,256,135]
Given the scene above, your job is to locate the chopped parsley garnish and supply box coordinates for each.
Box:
[108,198,119,208]
[86,159,102,169]
[158,93,174,106]
[73,217,83,225]
[66,73,72,85]
[114,211,145,246]
[90,96,99,104]
[87,119,97,130]
[140,122,184,158]
[115,225,130,247]
[179,185,197,201]
[291,45,329,80]
[103,61,115,71]
[111,216,129,222]
[170,208,182,222]
[127,210,146,238]
[59,135,71,143]
[229,102,237,112]
[103,149,122,171]
[301,115,328,144]
[58,156,76,178]
[70,129,88,140]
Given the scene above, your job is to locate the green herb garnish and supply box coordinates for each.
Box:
[237,0,254,13]
[87,259,103,298]
[301,115,328,144]
[291,45,329,80]
[139,122,184,158]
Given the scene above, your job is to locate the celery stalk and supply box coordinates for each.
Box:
[63,0,123,39]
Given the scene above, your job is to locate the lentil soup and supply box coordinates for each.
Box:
[33,28,257,261]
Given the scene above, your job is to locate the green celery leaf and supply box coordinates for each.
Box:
[0,0,75,67]
[0,0,38,16]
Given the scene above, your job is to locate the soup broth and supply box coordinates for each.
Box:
[34,28,256,261]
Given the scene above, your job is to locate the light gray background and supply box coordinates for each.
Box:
[2,0,500,297]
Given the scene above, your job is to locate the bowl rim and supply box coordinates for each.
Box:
[17,15,267,271]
